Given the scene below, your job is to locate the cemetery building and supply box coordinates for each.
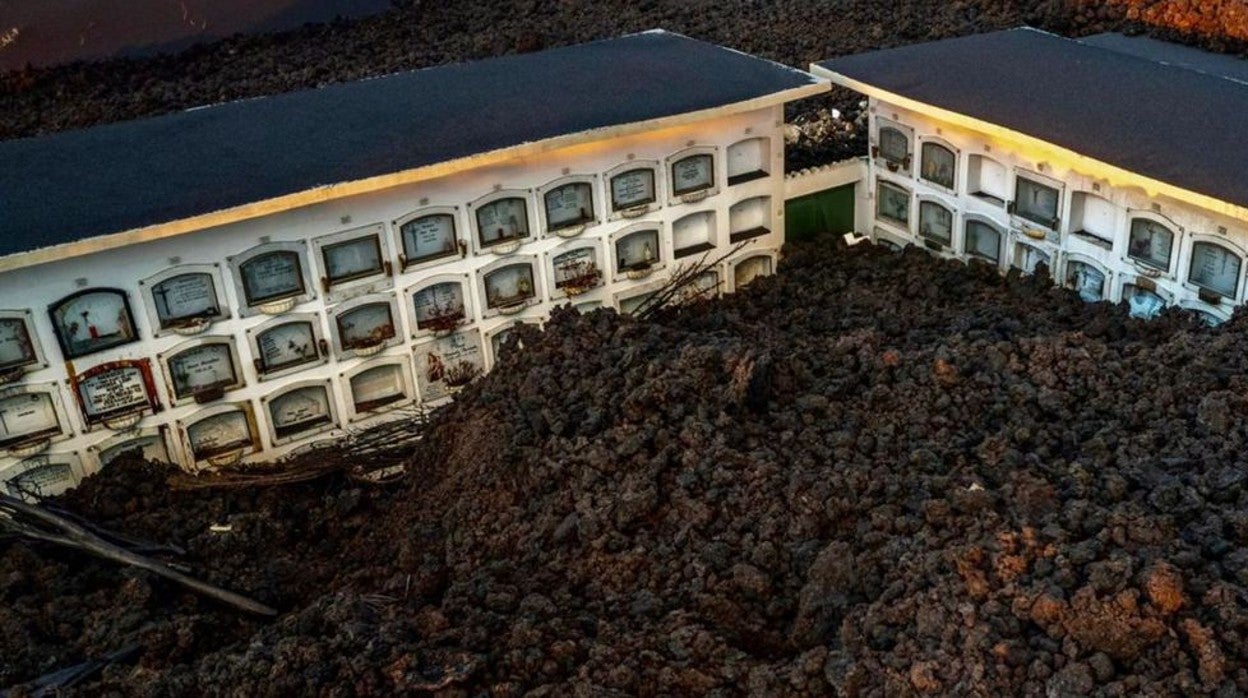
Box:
[0,30,825,495]
[813,28,1248,326]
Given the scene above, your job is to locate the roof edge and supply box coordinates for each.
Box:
[0,79,827,274]
[809,62,1248,222]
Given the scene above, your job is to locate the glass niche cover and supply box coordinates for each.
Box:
[320,233,385,289]
[73,361,158,428]
[253,319,322,376]
[1065,261,1106,302]
[412,281,468,334]
[1128,219,1174,271]
[475,197,531,248]
[671,153,714,196]
[918,201,953,246]
[334,300,397,354]
[615,229,660,274]
[165,341,242,403]
[0,391,62,450]
[543,181,595,232]
[399,212,460,269]
[483,264,537,311]
[876,182,910,226]
[186,408,255,463]
[965,220,1003,263]
[1013,176,1061,230]
[349,363,409,414]
[49,289,138,359]
[238,249,307,307]
[146,270,225,333]
[1188,242,1242,298]
[551,248,602,294]
[0,314,41,375]
[610,167,657,212]
[920,142,956,190]
[267,384,335,442]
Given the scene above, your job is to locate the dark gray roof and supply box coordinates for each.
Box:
[1081,32,1248,84]
[0,30,818,260]
[817,28,1248,209]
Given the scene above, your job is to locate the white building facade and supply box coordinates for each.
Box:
[0,31,825,494]
[814,28,1248,327]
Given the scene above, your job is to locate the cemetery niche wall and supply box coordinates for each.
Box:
[813,28,1248,328]
[0,30,823,493]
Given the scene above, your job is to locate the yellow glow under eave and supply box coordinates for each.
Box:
[0,81,828,274]
[811,64,1248,225]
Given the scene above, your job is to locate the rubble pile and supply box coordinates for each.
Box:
[4,0,1247,168]
[4,237,1246,695]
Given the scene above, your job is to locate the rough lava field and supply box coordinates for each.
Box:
[4,1,1248,696]
[3,239,1247,696]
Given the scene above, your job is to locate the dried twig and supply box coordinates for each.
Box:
[636,241,751,320]
[0,643,141,698]
[0,494,276,616]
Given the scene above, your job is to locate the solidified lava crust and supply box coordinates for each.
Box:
[3,237,1247,696]
[3,1,1248,170]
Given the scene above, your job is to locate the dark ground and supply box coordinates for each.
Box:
[3,239,1246,696]
[3,0,1248,169]
[4,1,1248,696]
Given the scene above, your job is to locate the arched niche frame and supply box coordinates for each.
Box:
[327,292,403,360]
[916,135,958,194]
[0,309,48,385]
[1123,209,1182,280]
[245,312,329,382]
[1009,233,1054,276]
[413,328,485,403]
[0,382,73,459]
[227,240,317,318]
[610,222,667,283]
[1067,189,1119,251]
[537,174,600,239]
[915,193,957,253]
[614,277,670,317]
[158,336,245,407]
[1182,233,1247,305]
[477,255,542,320]
[1178,299,1230,327]
[393,205,466,273]
[48,288,139,360]
[468,189,535,256]
[1121,277,1173,320]
[728,196,773,245]
[874,177,913,238]
[69,358,162,432]
[604,159,662,221]
[484,318,541,371]
[729,249,779,292]
[872,117,913,175]
[406,273,474,340]
[311,222,394,304]
[178,402,261,470]
[1009,167,1064,243]
[672,209,719,260]
[1,451,86,500]
[546,240,605,301]
[88,427,172,471]
[138,264,230,338]
[726,136,772,186]
[261,378,340,447]
[341,356,415,422]
[962,213,1008,269]
[1060,253,1112,303]
[667,146,719,205]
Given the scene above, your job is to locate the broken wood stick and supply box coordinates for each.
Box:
[0,493,276,616]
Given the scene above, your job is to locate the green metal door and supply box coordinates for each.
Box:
[785,184,855,243]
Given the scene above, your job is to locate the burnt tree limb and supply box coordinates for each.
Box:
[0,493,277,617]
